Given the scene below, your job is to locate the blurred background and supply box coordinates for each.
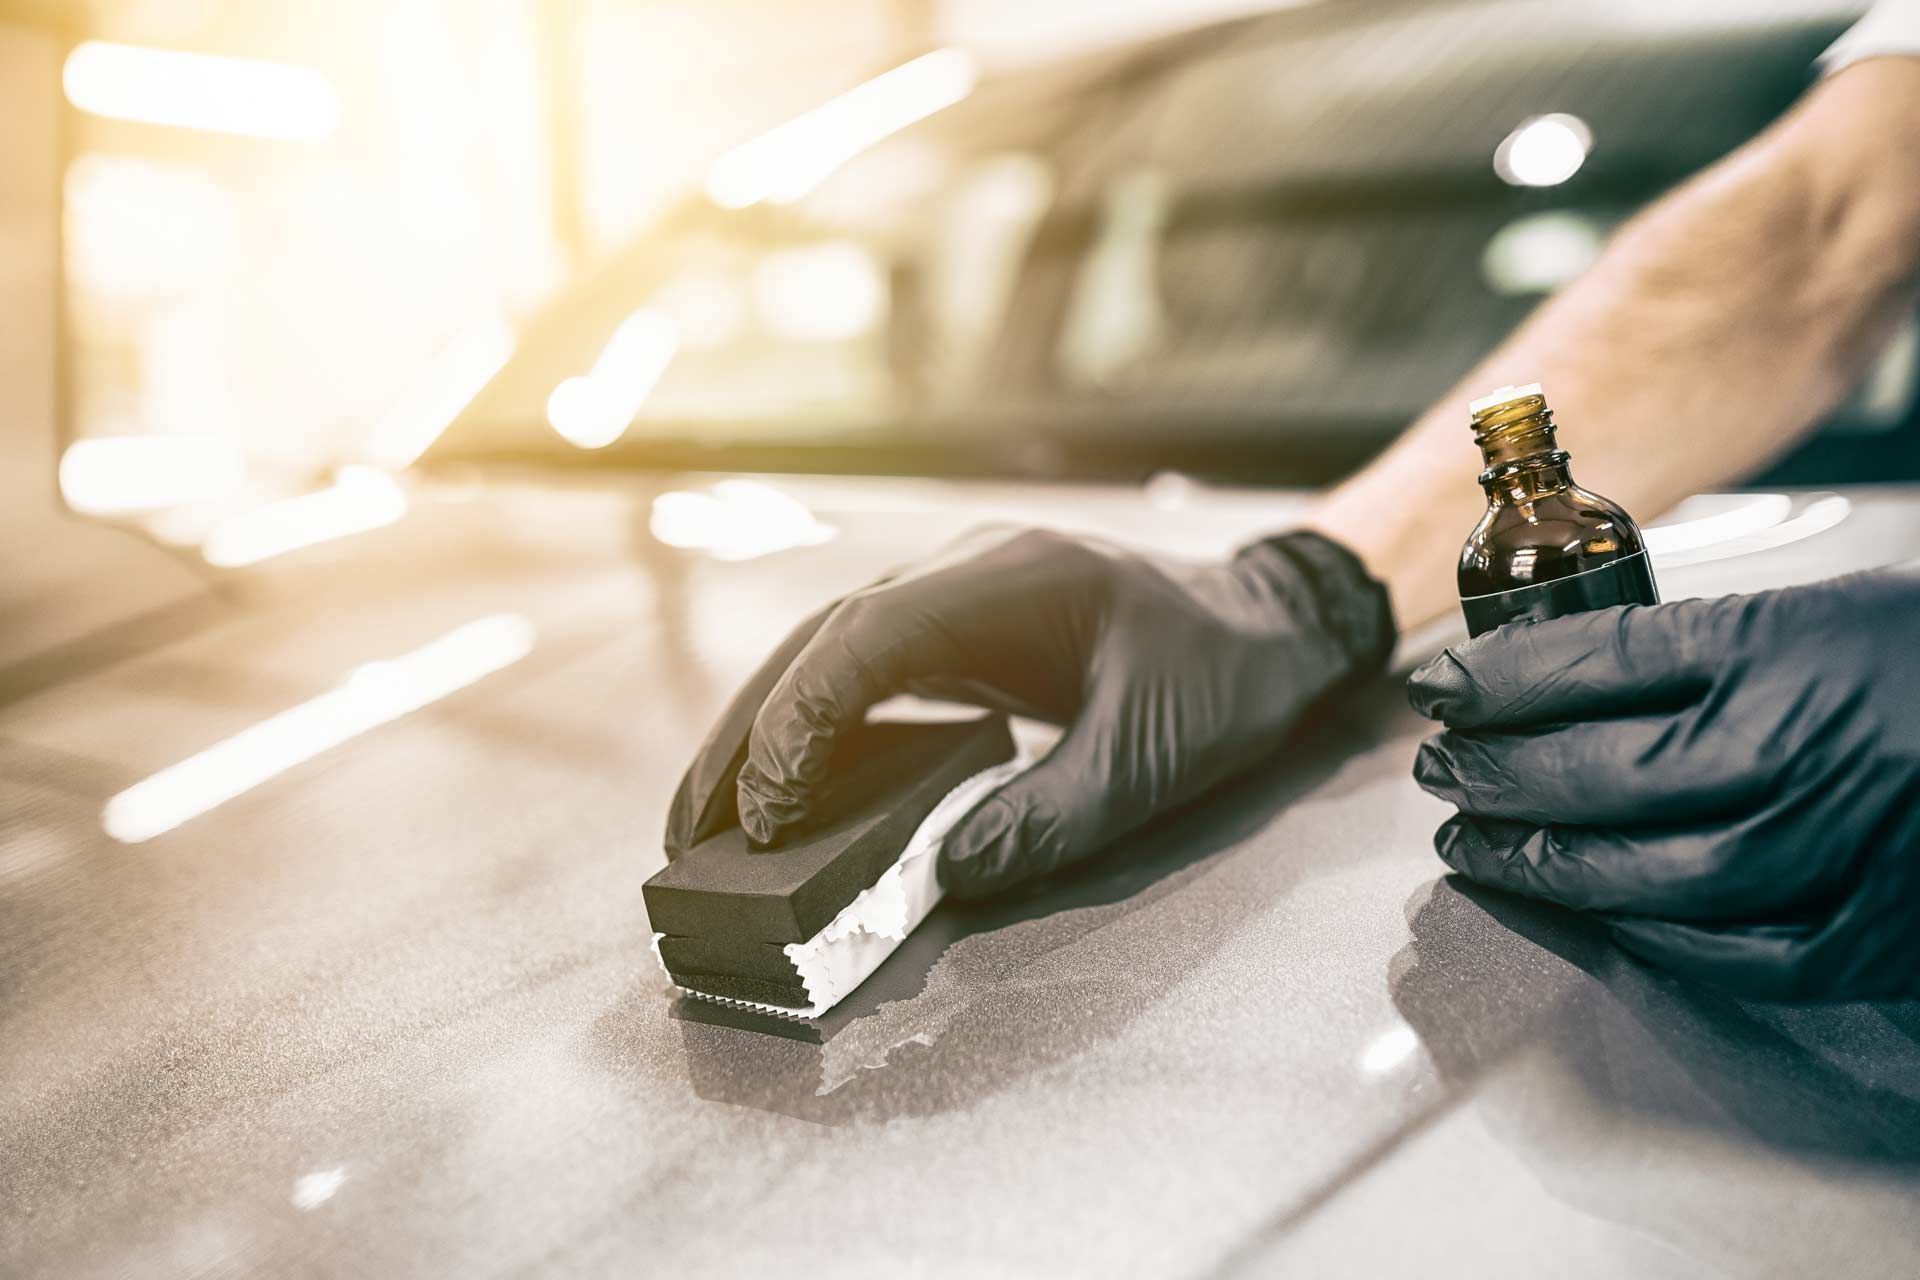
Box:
[2,0,1912,700]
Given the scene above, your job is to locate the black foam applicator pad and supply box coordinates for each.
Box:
[644,715,1015,948]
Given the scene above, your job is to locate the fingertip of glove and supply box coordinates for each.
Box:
[735,765,793,849]
[938,798,1017,898]
[1431,812,1471,869]
[1432,812,1511,879]
[1407,649,1474,721]
[1411,739,1459,797]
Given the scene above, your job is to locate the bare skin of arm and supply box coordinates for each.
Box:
[1304,58,1920,629]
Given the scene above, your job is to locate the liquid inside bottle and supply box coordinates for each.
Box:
[1458,383,1658,637]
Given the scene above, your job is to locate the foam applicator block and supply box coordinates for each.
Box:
[655,939,813,1015]
[644,716,1014,957]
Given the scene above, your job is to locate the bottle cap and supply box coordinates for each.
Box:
[1468,382,1544,416]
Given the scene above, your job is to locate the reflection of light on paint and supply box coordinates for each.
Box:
[1653,494,1852,569]
[752,242,886,342]
[546,309,678,449]
[1644,494,1792,557]
[1482,211,1604,296]
[291,1167,346,1210]
[1772,495,1853,543]
[706,48,977,208]
[201,466,407,568]
[64,41,342,142]
[1359,1024,1420,1076]
[365,316,515,468]
[102,615,534,843]
[60,435,246,515]
[1493,114,1592,188]
[649,480,836,561]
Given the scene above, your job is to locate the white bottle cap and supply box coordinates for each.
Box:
[1468,382,1544,415]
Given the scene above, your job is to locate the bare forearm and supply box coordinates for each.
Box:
[1306,59,1920,629]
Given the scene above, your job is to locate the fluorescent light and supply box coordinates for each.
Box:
[546,308,678,449]
[706,48,977,209]
[365,316,516,469]
[64,41,343,143]
[60,435,246,515]
[649,480,836,561]
[1493,114,1592,188]
[201,465,407,568]
[102,614,535,843]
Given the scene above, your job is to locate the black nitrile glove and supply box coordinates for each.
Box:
[666,526,1393,898]
[1410,566,1920,1000]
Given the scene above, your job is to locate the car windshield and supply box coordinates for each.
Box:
[428,0,1874,484]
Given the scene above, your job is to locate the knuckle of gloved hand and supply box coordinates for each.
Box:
[828,586,895,636]
[963,519,1023,544]
[1415,733,1517,811]
[1433,812,1510,875]
[829,599,910,668]
[736,766,802,842]
[1445,731,1507,784]
[1408,648,1480,721]
[1004,797,1073,877]
[997,526,1075,563]
[1412,737,1463,797]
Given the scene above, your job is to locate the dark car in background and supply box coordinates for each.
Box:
[433,0,1913,488]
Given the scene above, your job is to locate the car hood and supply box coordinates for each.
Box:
[4,474,1919,1276]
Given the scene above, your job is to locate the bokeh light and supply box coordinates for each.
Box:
[1492,113,1593,188]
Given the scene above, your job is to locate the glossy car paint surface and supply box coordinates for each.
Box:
[3,477,1918,1277]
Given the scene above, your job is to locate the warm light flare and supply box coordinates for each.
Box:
[102,615,536,843]
[64,41,343,143]
[201,466,408,568]
[366,316,516,469]
[706,48,977,209]
[546,309,678,449]
[649,480,836,561]
[60,435,246,515]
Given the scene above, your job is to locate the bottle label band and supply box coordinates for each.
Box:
[1461,551,1659,638]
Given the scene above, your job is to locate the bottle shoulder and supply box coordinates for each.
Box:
[1458,484,1648,595]
[1468,488,1646,551]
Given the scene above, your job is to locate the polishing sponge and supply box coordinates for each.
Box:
[645,716,1016,1008]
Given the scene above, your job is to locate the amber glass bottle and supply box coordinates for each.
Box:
[1458,383,1658,637]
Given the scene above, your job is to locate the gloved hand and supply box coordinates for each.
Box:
[1409,565,1920,1000]
[666,526,1393,898]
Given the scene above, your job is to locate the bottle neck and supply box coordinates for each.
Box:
[1472,395,1573,506]
[1481,454,1574,507]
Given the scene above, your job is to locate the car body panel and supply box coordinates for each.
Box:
[4,475,1918,1276]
